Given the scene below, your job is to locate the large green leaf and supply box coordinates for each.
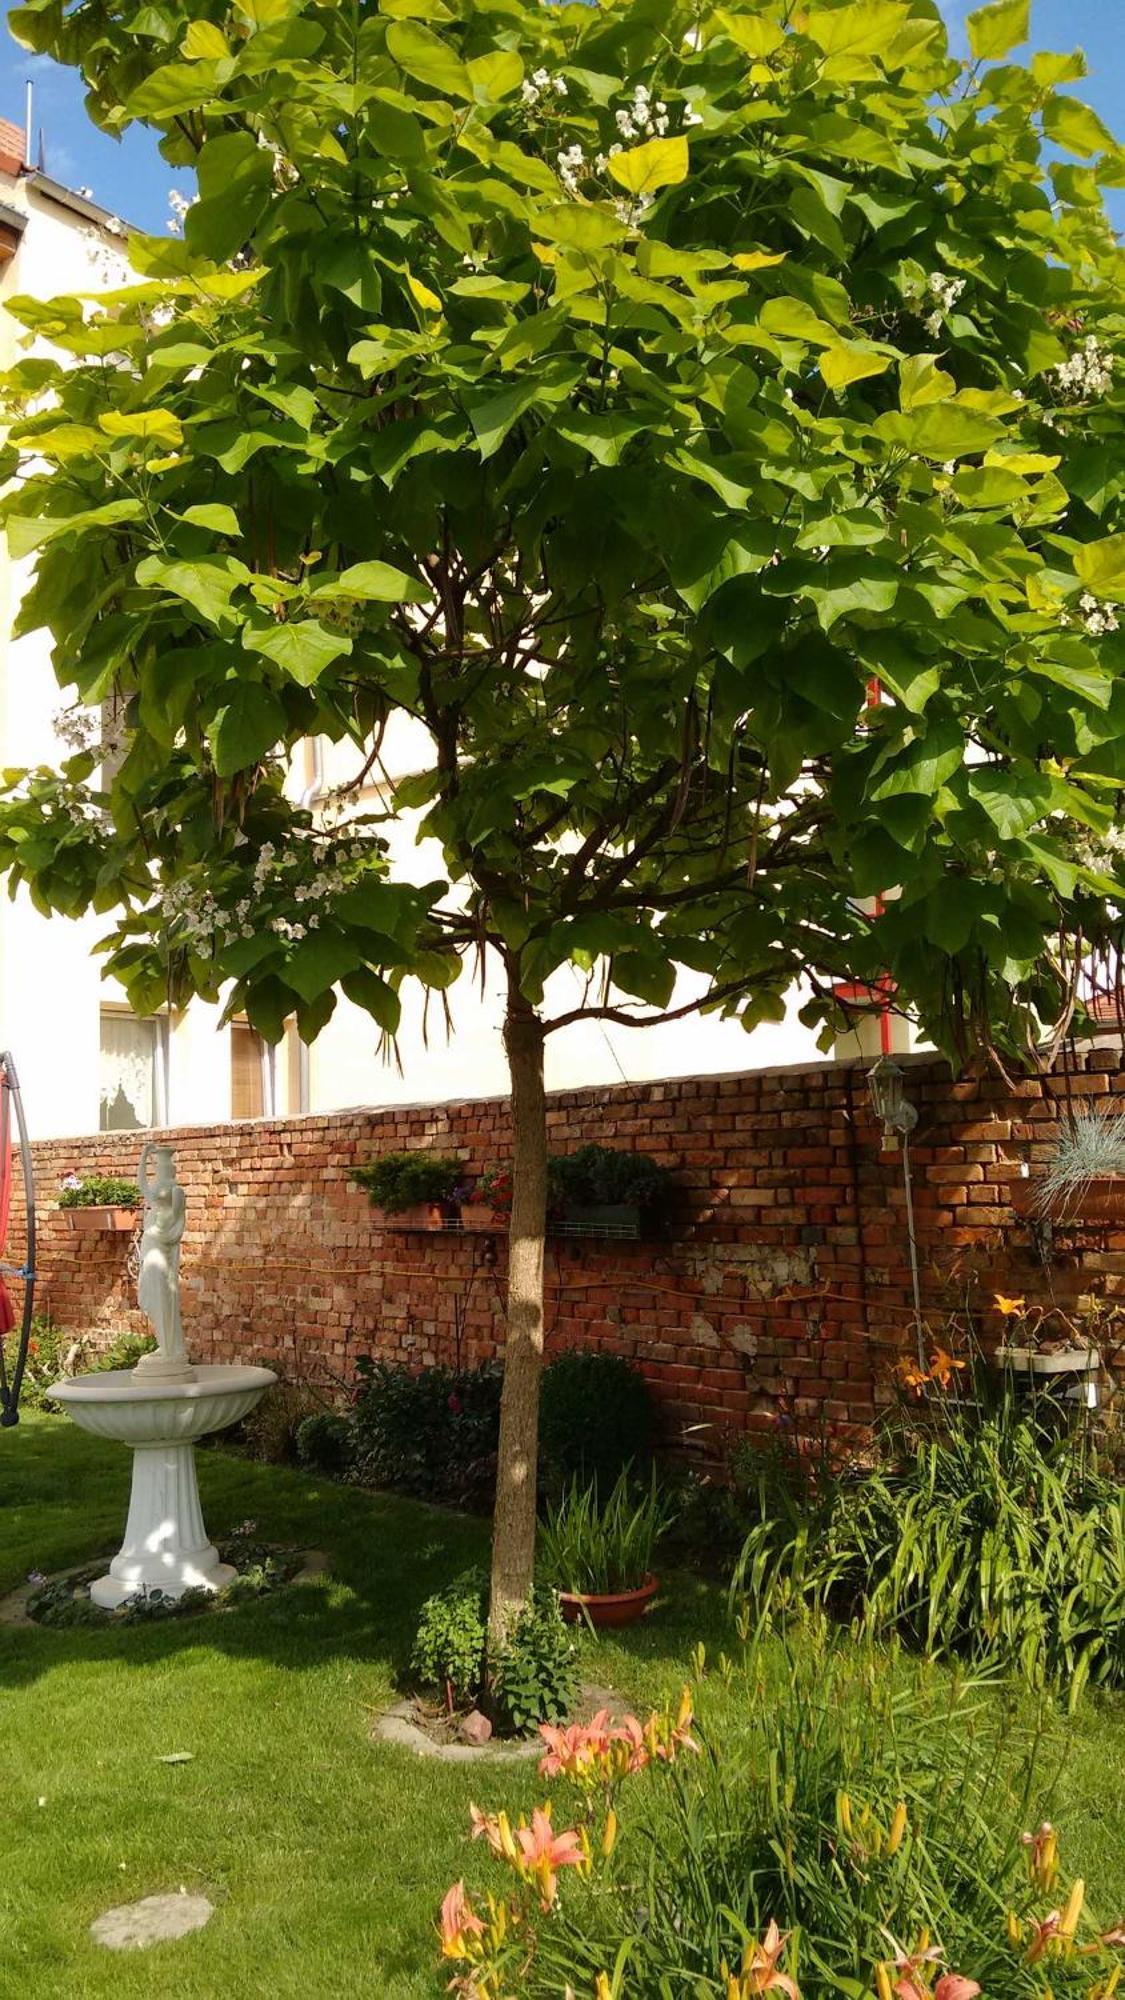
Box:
[135,553,248,628]
[244,619,352,686]
[967,0,1029,61]
[385,20,472,99]
[1075,535,1125,600]
[1042,94,1116,158]
[207,683,287,776]
[310,561,428,604]
[4,498,144,558]
[607,135,689,197]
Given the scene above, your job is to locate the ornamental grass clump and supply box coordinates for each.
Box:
[733,1393,1125,1705]
[439,1627,1125,1998]
[1035,1107,1125,1215]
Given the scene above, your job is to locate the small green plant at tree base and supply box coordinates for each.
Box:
[539,1468,678,1596]
[411,1575,576,1734]
[490,1589,578,1737]
[411,1573,489,1713]
[350,1154,467,1215]
[539,1352,653,1495]
[57,1174,142,1210]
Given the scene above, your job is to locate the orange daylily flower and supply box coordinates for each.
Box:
[1024,1910,1063,1963]
[928,1349,966,1390]
[993,1293,1027,1316]
[894,1357,929,1396]
[732,1920,800,1997]
[513,1805,585,1909]
[1022,1821,1059,1895]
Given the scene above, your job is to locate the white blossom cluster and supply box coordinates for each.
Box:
[522,66,568,106]
[614,82,669,140]
[1073,822,1125,873]
[53,705,100,754]
[1060,591,1120,637]
[923,270,966,337]
[557,143,587,199]
[1053,335,1115,400]
[167,188,197,236]
[158,835,372,951]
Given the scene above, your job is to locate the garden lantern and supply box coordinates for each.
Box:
[866,1057,918,1147]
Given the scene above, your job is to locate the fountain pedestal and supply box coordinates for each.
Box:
[51,1363,276,1606]
[49,1144,275,1608]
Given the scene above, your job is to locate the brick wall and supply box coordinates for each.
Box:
[12,1048,1124,1457]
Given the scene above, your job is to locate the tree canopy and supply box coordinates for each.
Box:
[1,0,1124,1072]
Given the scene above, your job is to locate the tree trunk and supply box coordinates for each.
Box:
[488,993,547,1651]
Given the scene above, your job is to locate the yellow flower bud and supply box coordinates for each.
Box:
[875,1963,894,2000]
[1061,1878,1086,1940]
[601,1810,618,1860]
[837,1792,853,1838]
[498,1811,519,1866]
[1007,1911,1023,1949]
[886,1802,908,1856]
[594,1976,612,2000]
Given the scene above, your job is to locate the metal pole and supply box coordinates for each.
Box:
[901,1128,925,1372]
[0,1051,36,1426]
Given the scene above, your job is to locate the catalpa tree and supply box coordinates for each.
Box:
[3,0,1125,1635]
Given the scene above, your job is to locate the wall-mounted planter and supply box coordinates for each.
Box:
[1011,1176,1125,1224]
[458,1203,499,1231]
[62,1207,139,1234]
[998,1345,1101,1376]
[375,1202,457,1231]
[554,1202,643,1240]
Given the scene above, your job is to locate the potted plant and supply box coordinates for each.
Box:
[538,1468,677,1628]
[351,1152,467,1228]
[1016,1106,1125,1223]
[993,1293,1102,1386]
[58,1173,142,1233]
[459,1173,505,1230]
[550,1144,674,1239]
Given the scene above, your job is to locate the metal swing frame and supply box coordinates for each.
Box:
[0,1051,36,1427]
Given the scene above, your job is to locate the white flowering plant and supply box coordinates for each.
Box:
[3,0,1125,1636]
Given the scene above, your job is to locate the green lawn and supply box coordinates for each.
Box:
[2,1415,1123,1997]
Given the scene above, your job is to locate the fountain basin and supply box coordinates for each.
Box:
[49,1363,275,1608]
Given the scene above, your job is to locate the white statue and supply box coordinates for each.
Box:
[133,1143,193,1381]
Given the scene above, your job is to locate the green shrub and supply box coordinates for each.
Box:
[296,1410,352,1476]
[57,1174,141,1209]
[539,1350,652,1494]
[96,1329,157,1372]
[411,1571,488,1707]
[491,1589,578,1736]
[351,1357,501,1508]
[734,1393,1125,1703]
[351,1152,467,1214]
[539,1468,677,1595]
[241,1382,327,1463]
[549,1143,673,1213]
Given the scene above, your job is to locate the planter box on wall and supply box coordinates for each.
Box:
[554,1202,643,1240]
[998,1345,1101,1376]
[62,1207,139,1233]
[1012,1176,1125,1224]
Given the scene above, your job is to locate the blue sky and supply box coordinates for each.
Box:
[1,0,1123,236]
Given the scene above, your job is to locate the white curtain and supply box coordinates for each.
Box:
[99,1014,155,1130]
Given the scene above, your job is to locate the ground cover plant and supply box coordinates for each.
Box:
[733,1386,1125,1705]
[6,0,1125,1647]
[3,1412,1124,1996]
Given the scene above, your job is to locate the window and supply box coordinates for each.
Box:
[231,1020,271,1120]
[99,1009,167,1131]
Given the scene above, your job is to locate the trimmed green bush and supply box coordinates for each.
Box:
[539,1350,652,1494]
[351,1153,467,1214]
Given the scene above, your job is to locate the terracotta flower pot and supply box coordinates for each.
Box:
[1011,1176,1125,1223]
[63,1207,138,1233]
[558,1574,660,1628]
[459,1203,498,1230]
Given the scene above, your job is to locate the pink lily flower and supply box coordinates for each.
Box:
[438,1881,484,1961]
[1024,1910,1062,1963]
[513,1805,585,1909]
[934,1979,981,2000]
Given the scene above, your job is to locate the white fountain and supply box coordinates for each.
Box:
[50,1143,275,1609]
